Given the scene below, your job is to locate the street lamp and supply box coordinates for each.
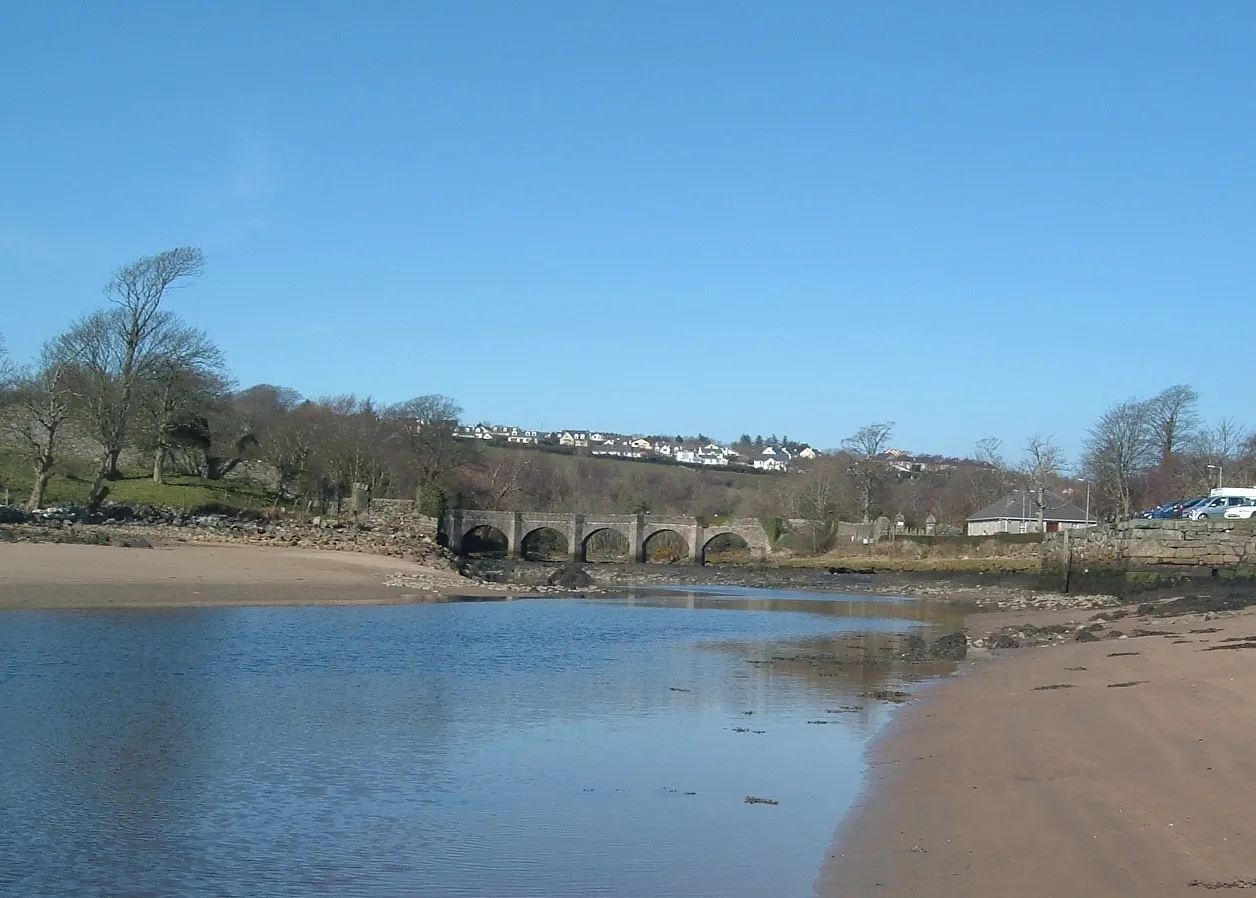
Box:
[1207,464,1223,490]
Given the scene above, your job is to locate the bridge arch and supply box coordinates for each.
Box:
[643,529,689,564]
[442,510,771,565]
[702,531,750,564]
[461,524,509,557]
[583,527,632,563]
[520,526,570,562]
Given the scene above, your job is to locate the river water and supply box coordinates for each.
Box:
[0,586,953,898]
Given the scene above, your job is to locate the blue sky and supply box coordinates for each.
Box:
[3,1,1254,462]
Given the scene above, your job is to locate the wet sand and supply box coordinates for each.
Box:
[823,604,1256,897]
[0,543,497,609]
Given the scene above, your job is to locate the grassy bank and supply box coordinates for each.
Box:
[0,448,279,513]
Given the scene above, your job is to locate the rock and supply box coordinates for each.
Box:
[547,563,595,589]
[0,506,30,524]
[1075,629,1101,643]
[902,634,928,660]
[110,536,152,549]
[929,631,968,660]
[987,633,1022,649]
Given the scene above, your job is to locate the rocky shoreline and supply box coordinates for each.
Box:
[0,503,459,570]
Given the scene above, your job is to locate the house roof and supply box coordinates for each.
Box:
[967,490,1095,523]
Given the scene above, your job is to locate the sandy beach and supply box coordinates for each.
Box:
[0,542,496,609]
[823,600,1256,896]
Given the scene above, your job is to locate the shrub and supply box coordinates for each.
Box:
[418,483,448,519]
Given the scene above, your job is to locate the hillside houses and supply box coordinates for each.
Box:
[453,425,539,444]
[440,420,975,482]
[444,422,813,472]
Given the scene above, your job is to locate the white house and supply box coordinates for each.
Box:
[753,447,793,472]
[630,437,653,451]
[966,490,1097,536]
[696,447,728,466]
[797,446,818,460]
[453,424,495,440]
[753,453,790,472]
[505,428,538,444]
[558,431,589,448]
[592,439,646,459]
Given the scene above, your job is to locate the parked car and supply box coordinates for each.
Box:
[1143,499,1192,519]
[1173,497,1210,518]
[1223,504,1256,520]
[1188,496,1256,519]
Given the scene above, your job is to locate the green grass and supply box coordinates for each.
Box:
[0,446,279,512]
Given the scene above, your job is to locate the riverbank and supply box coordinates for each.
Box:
[823,591,1256,897]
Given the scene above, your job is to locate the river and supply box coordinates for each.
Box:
[0,585,956,898]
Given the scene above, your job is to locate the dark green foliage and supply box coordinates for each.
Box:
[418,483,448,519]
[759,516,788,546]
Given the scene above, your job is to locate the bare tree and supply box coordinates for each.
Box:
[385,395,469,490]
[1019,434,1064,532]
[264,401,324,505]
[792,457,847,553]
[1081,400,1156,520]
[951,436,1012,520]
[0,333,12,387]
[1189,418,1248,492]
[196,383,302,482]
[1146,385,1199,467]
[482,451,537,508]
[842,422,894,522]
[135,324,227,483]
[5,348,75,510]
[56,248,205,509]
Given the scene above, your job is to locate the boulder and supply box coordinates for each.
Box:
[0,506,30,524]
[929,631,968,661]
[987,632,1022,649]
[547,563,595,589]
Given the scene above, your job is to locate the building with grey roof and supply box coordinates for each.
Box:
[967,489,1096,536]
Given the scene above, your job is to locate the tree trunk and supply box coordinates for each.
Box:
[87,455,111,512]
[26,469,52,512]
[27,446,56,511]
[152,445,166,484]
[205,456,244,480]
[105,446,123,481]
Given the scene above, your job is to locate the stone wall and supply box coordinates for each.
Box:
[1044,519,1256,571]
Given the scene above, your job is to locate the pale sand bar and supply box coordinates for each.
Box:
[823,604,1256,896]
[0,543,495,609]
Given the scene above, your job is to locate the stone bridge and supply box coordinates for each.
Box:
[440,510,771,564]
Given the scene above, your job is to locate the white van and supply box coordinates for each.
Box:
[1189,487,1256,519]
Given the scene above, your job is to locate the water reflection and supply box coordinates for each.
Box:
[614,584,964,627]
[0,588,952,898]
